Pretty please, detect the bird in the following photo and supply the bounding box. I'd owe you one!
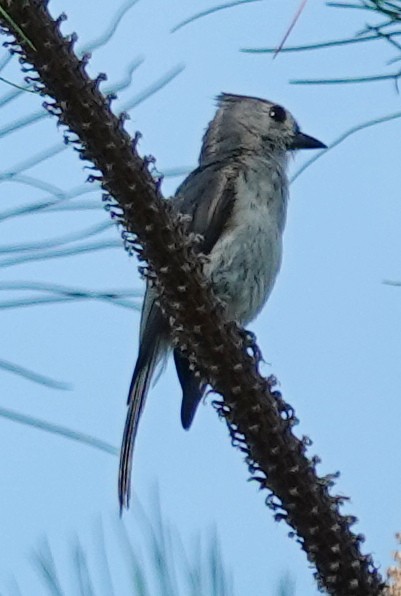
[118,92,326,509]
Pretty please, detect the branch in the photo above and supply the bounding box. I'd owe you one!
[241,32,401,53]
[0,405,118,456]
[171,0,261,34]
[273,0,309,58]
[0,279,141,311]
[0,2,385,593]
[0,186,96,222]
[0,239,121,269]
[0,221,112,253]
[0,358,70,389]
[78,0,140,55]
[291,70,401,85]
[119,64,185,112]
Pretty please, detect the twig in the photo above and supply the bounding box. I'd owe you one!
[273,0,309,58]
[241,32,400,53]
[120,64,185,112]
[0,240,121,269]
[0,405,118,456]
[290,70,401,85]
[171,0,261,34]
[0,358,70,389]
[78,0,140,54]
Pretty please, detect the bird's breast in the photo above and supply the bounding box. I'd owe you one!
[204,165,288,324]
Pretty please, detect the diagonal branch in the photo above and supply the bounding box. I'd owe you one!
[0,2,385,593]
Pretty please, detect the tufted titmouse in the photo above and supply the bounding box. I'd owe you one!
[119,93,326,509]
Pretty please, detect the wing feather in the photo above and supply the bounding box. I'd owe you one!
[173,161,237,254]
[172,161,238,427]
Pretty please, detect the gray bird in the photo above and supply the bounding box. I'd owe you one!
[119,93,326,509]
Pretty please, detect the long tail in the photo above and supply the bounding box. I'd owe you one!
[118,348,160,511]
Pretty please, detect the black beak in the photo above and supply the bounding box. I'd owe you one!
[289,131,327,150]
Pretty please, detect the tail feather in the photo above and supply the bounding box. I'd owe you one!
[118,351,158,511]
[174,349,205,430]
[119,294,166,511]
[180,384,204,430]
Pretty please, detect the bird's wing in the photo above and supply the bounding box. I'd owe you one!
[173,160,237,254]
[172,161,238,428]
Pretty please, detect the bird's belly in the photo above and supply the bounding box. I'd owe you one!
[204,218,282,325]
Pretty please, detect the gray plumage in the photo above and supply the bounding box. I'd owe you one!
[119,93,326,509]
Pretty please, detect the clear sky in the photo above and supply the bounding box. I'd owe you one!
[0,1,400,594]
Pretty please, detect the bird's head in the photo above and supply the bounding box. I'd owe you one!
[200,93,326,163]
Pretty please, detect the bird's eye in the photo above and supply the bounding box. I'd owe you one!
[269,105,286,123]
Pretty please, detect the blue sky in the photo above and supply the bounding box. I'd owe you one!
[0,1,400,594]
